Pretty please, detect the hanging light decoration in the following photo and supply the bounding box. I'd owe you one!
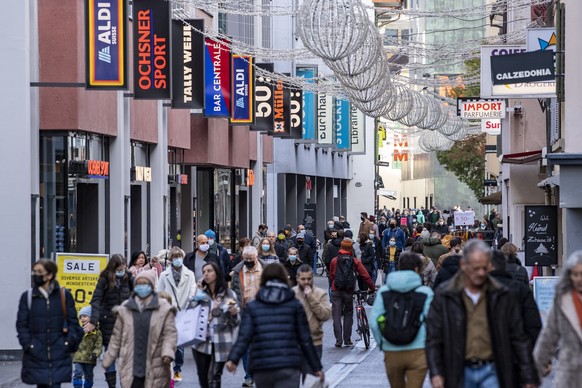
[336,58,388,91]
[363,94,397,118]
[429,102,450,130]
[325,21,383,76]
[417,96,443,130]
[398,91,428,127]
[346,75,392,102]
[383,83,413,122]
[351,83,394,114]
[437,114,463,136]
[443,121,469,141]
[418,130,454,152]
[297,0,369,61]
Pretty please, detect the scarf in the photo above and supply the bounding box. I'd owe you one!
[572,290,582,329]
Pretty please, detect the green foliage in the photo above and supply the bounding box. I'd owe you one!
[449,58,481,98]
[436,133,486,199]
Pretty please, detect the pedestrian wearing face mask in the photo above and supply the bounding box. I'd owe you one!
[185,234,220,282]
[258,237,280,265]
[86,254,134,387]
[273,230,289,261]
[324,220,336,243]
[382,218,406,251]
[157,246,197,383]
[102,270,177,388]
[205,230,231,281]
[292,232,314,269]
[285,247,303,287]
[358,212,374,238]
[433,218,449,236]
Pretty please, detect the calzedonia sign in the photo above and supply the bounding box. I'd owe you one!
[171,19,204,109]
[85,0,128,89]
[133,0,170,99]
[491,50,555,85]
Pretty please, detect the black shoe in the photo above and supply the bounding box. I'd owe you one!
[344,340,353,346]
[335,341,342,347]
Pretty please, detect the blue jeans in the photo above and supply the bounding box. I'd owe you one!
[73,362,95,388]
[464,363,499,388]
[174,346,184,372]
[383,261,396,284]
[242,348,252,380]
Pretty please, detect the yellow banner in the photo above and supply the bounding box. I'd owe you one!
[55,253,109,314]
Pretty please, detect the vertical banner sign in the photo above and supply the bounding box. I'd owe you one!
[318,94,334,145]
[171,19,204,109]
[133,0,170,99]
[350,105,366,154]
[86,0,128,89]
[272,79,291,136]
[335,99,351,150]
[524,206,558,266]
[230,55,255,124]
[289,87,303,139]
[251,63,274,131]
[203,38,231,117]
[296,67,317,140]
[55,253,109,313]
[303,203,317,237]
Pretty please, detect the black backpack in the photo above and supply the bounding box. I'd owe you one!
[334,254,356,290]
[379,288,427,345]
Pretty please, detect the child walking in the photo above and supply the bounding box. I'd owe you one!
[73,306,103,388]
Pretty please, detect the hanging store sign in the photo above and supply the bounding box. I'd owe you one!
[250,63,274,132]
[526,28,556,52]
[335,99,351,150]
[272,79,291,136]
[289,87,303,139]
[480,45,556,98]
[69,160,110,179]
[317,93,334,145]
[133,0,170,99]
[350,105,365,154]
[230,55,254,124]
[491,50,555,85]
[203,38,231,117]
[457,98,506,119]
[481,119,501,135]
[296,66,318,140]
[85,0,128,89]
[393,134,409,163]
[171,19,204,109]
[132,166,152,182]
[524,205,558,266]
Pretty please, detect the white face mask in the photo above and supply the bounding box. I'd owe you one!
[199,244,210,252]
[208,238,215,246]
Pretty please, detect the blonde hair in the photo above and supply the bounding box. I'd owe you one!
[169,246,185,259]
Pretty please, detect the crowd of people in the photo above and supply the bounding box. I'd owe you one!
[14,210,582,388]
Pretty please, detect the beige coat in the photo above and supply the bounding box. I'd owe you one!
[293,285,332,346]
[102,294,177,388]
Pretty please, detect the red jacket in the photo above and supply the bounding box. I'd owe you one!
[330,249,375,292]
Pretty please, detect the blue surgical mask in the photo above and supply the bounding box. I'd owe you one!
[369,234,375,240]
[289,255,298,262]
[115,270,125,278]
[172,258,183,268]
[389,241,396,247]
[261,244,271,252]
[134,284,152,298]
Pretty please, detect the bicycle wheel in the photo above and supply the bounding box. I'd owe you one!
[316,256,325,276]
[361,310,371,349]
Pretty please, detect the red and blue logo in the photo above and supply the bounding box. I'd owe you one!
[204,38,231,117]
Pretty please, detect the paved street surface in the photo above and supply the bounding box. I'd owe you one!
[0,275,556,388]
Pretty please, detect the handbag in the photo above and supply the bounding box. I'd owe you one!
[175,304,209,347]
[300,374,329,388]
[375,269,384,289]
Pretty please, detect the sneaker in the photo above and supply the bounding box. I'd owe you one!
[242,378,254,387]
[344,339,353,346]
[335,341,342,347]
[173,371,182,382]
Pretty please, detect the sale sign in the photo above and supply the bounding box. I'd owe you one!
[204,38,231,117]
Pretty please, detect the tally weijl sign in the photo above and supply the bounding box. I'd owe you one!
[490,50,555,85]
[171,19,204,109]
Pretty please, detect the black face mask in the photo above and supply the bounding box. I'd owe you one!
[244,261,255,269]
[297,240,304,245]
[32,275,46,287]
[390,224,396,229]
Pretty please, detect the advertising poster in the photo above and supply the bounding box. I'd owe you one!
[317,93,334,145]
[55,253,109,313]
[85,0,128,89]
[251,63,274,132]
[335,98,351,150]
[296,67,318,140]
[133,0,171,99]
[525,206,558,266]
[203,37,231,117]
[230,54,255,124]
[289,87,303,139]
[350,105,366,154]
[171,19,204,109]
[533,276,559,318]
[272,78,291,137]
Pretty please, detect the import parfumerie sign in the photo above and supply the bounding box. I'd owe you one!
[457,97,506,119]
[491,50,555,85]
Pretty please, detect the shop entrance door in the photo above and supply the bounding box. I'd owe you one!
[76,183,99,253]
[131,185,142,253]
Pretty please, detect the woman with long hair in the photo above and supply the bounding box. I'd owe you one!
[85,254,133,387]
[191,262,240,388]
[410,242,437,288]
[128,250,159,277]
[534,250,582,386]
[257,237,279,265]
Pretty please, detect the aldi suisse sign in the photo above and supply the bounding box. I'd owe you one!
[230,55,254,124]
[204,38,231,117]
[457,98,506,119]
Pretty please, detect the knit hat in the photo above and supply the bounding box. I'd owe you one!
[441,234,453,249]
[204,229,216,239]
[340,238,353,251]
[344,230,353,239]
[79,306,92,318]
[135,269,157,287]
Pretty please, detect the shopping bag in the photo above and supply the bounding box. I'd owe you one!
[375,269,384,289]
[301,374,329,388]
[175,304,209,347]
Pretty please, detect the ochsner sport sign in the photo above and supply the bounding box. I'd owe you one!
[85,0,128,89]
[457,98,506,119]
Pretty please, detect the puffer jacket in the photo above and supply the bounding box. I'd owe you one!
[506,259,529,286]
[73,329,103,364]
[89,271,133,346]
[102,294,177,388]
[426,273,539,388]
[422,238,449,264]
[433,255,461,290]
[227,281,322,374]
[360,242,376,276]
[16,283,84,385]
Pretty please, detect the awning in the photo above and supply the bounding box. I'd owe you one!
[501,150,542,164]
[537,174,560,189]
[479,191,502,205]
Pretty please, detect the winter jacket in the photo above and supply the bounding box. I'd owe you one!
[382,246,402,272]
[426,273,539,388]
[421,238,449,264]
[370,271,433,351]
[89,271,133,346]
[16,283,84,385]
[360,241,376,276]
[274,241,287,261]
[157,265,197,310]
[358,219,374,238]
[284,259,304,286]
[291,233,317,254]
[416,211,425,225]
[534,291,582,387]
[293,285,332,346]
[102,294,177,388]
[433,255,460,290]
[184,250,220,276]
[322,238,342,269]
[210,243,231,280]
[329,249,375,292]
[73,329,103,364]
[420,256,437,288]
[295,243,314,268]
[490,270,542,348]
[432,224,449,236]
[382,227,406,251]
[230,259,265,308]
[506,259,529,286]
[227,281,322,374]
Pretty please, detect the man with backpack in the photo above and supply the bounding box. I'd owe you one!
[329,238,374,347]
[370,252,433,388]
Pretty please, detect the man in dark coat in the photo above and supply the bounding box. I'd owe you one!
[432,254,461,290]
[184,234,220,280]
[426,239,539,388]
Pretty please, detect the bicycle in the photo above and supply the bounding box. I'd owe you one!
[315,253,328,276]
[354,290,373,349]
